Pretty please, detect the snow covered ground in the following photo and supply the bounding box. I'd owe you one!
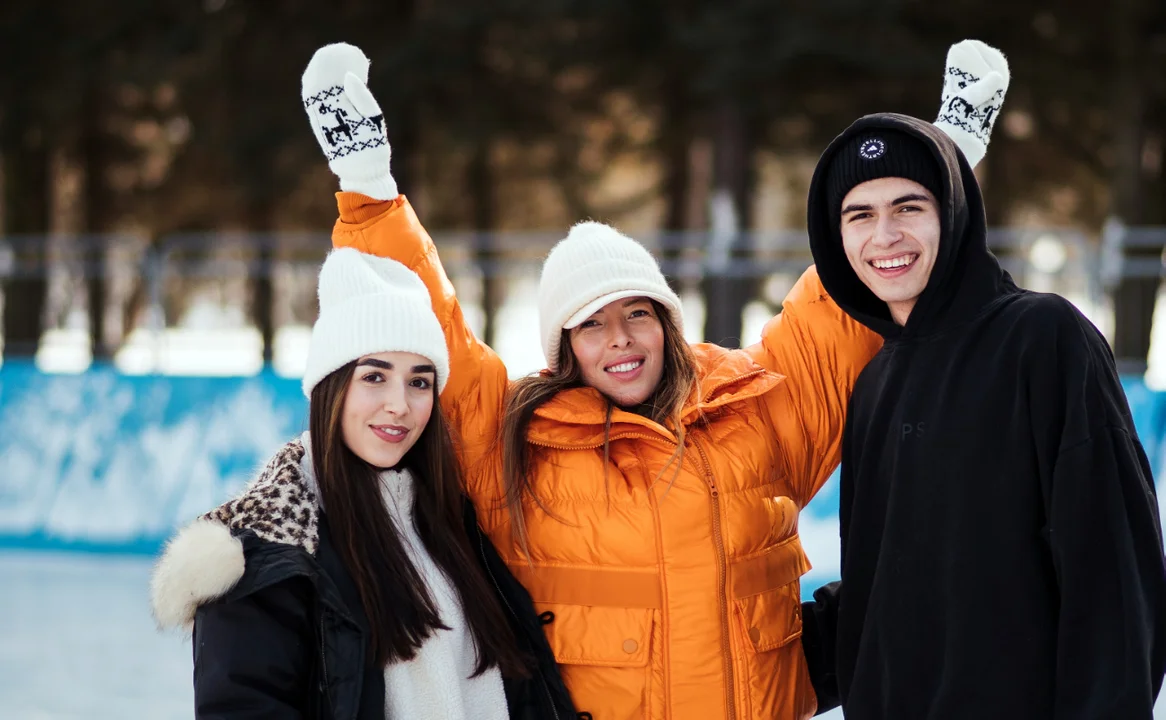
[0,552,192,719]
[1,551,1162,719]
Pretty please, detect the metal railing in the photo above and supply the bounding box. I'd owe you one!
[0,226,1141,349]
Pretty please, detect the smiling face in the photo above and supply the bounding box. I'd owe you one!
[568,297,666,407]
[341,351,436,469]
[839,176,941,325]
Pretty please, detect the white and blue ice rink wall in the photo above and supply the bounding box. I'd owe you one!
[1,360,1164,598]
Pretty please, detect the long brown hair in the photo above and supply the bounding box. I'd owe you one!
[309,361,529,676]
[500,300,698,554]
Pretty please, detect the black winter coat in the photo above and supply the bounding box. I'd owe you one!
[151,440,576,720]
[800,114,1166,719]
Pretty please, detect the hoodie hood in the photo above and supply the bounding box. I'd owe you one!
[807,113,1016,340]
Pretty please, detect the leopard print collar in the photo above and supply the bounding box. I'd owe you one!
[202,439,321,555]
[151,439,320,630]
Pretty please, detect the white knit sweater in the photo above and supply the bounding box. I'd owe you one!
[378,467,509,720]
[299,435,509,719]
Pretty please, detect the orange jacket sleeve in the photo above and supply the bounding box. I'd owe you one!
[745,265,883,508]
[330,193,509,506]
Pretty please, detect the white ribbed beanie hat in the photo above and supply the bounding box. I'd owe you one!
[302,248,450,397]
[538,221,683,370]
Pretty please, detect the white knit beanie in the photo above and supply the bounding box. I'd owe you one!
[302,248,450,397]
[538,221,683,370]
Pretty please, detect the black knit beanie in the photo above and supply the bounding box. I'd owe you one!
[825,128,943,226]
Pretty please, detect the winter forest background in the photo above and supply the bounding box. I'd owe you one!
[3,0,1166,717]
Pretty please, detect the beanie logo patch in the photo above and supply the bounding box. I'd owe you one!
[859,138,886,160]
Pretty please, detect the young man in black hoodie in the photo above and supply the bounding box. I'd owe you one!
[800,112,1166,719]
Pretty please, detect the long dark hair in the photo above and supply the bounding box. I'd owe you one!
[500,299,698,554]
[309,360,529,676]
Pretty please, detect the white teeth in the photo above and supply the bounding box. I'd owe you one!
[378,427,405,436]
[606,360,643,373]
[872,255,916,270]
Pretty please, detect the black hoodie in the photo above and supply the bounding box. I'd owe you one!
[801,113,1166,719]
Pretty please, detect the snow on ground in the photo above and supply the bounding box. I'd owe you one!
[0,552,192,719]
[1,551,1163,719]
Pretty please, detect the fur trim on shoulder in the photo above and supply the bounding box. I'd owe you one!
[151,518,244,631]
[150,439,318,631]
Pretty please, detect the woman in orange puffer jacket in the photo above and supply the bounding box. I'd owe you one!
[301,42,986,720]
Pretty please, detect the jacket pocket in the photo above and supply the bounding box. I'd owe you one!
[730,534,814,718]
[731,534,809,650]
[537,602,656,720]
[508,564,662,719]
[734,583,802,652]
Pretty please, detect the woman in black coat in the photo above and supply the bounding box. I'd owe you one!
[150,248,575,720]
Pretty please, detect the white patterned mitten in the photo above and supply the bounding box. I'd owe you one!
[301,43,398,200]
[933,40,1010,169]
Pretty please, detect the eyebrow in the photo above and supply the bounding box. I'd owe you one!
[840,202,873,215]
[840,193,933,215]
[356,358,437,374]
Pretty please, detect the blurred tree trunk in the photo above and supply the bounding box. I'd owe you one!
[977,136,1024,284]
[2,123,50,359]
[660,71,693,292]
[980,135,1018,237]
[243,175,276,368]
[702,97,755,348]
[1109,0,1155,373]
[251,205,276,367]
[380,0,419,204]
[469,141,501,347]
[81,82,113,361]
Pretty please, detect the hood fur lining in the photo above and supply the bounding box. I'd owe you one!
[150,440,318,631]
[150,518,245,631]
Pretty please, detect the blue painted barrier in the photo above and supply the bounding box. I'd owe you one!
[0,361,306,553]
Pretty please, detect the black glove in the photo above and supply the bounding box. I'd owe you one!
[800,581,842,715]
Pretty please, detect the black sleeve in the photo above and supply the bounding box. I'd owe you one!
[192,577,315,719]
[800,581,842,715]
[1047,427,1166,719]
[1024,303,1166,718]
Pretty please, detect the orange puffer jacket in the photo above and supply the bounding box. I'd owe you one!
[332,194,882,720]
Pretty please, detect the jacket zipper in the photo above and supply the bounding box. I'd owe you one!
[477,528,562,720]
[318,614,330,706]
[529,370,761,720]
[693,436,737,720]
